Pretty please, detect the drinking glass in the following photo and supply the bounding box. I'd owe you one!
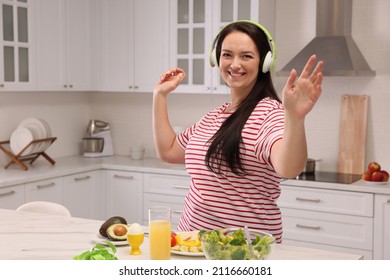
[149,206,171,260]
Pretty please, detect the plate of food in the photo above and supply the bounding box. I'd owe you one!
[170,230,204,257]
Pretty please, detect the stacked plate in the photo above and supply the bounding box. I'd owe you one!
[10,118,52,156]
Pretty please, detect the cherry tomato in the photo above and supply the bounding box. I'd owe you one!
[171,232,177,247]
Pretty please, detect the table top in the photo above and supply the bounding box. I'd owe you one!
[0,209,362,260]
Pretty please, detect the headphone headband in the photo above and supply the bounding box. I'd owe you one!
[209,20,276,73]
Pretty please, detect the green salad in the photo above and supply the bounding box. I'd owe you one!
[200,228,274,260]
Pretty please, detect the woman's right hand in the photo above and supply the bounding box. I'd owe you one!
[154,67,186,97]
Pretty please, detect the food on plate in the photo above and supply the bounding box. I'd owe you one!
[380,170,389,181]
[106,223,130,241]
[99,216,127,237]
[368,161,381,172]
[200,228,275,260]
[362,162,388,182]
[170,232,177,247]
[171,230,203,253]
[372,171,384,182]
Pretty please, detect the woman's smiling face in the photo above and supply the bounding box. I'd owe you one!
[219,31,260,96]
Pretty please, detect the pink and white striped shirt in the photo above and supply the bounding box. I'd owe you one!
[176,97,285,243]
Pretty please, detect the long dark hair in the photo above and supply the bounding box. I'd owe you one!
[205,21,281,176]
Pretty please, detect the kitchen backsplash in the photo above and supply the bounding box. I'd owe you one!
[1,0,389,172]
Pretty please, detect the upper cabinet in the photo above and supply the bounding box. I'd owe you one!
[0,0,35,90]
[169,0,259,94]
[35,0,93,91]
[97,0,169,92]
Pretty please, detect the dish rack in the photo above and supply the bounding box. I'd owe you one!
[0,137,57,171]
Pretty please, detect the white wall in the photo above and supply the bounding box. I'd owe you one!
[0,92,90,165]
[1,0,389,173]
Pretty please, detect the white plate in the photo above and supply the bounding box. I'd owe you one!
[171,250,204,257]
[18,118,49,153]
[362,180,388,185]
[92,234,128,246]
[10,127,35,156]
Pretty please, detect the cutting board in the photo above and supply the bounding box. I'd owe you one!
[338,95,368,174]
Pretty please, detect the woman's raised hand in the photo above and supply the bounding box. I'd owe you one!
[282,55,324,119]
[154,68,186,97]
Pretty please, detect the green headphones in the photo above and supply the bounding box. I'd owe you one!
[209,20,276,73]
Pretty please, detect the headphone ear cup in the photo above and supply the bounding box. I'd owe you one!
[262,51,273,73]
[209,46,218,67]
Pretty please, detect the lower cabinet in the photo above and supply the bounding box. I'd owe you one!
[25,177,63,204]
[278,184,374,259]
[63,171,104,220]
[374,194,390,259]
[105,170,143,224]
[0,184,25,210]
[143,173,191,229]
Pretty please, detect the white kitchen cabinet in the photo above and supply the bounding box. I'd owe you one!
[0,184,24,210]
[35,0,93,91]
[143,173,191,229]
[374,194,390,259]
[105,170,143,224]
[97,0,169,92]
[0,0,35,90]
[24,177,63,204]
[169,0,259,94]
[63,171,104,220]
[278,184,374,259]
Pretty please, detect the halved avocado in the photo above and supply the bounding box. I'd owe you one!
[99,216,127,237]
[106,223,130,241]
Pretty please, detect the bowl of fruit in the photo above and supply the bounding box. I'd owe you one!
[362,161,389,185]
[200,227,275,260]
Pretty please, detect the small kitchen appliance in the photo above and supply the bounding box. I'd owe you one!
[82,120,114,157]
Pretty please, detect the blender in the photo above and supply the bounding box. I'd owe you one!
[82,120,114,157]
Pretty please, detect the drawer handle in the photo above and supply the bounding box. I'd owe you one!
[172,210,183,214]
[74,175,91,182]
[296,197,321,203]
[0,190,15,197]
[114,174,134,180]
[172,185,189,190]
[296,224,321,230]
[37,182,56,189]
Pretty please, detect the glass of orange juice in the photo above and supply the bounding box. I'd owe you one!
[149,206,171,260]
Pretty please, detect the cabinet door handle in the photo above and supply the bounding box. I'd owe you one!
[0,190,15,197]
[387,199,390,203]
[172,185,189,190]
[296,224,321,230]
[295,197,321,203]
[114,174,134,180]
[36,182,56,189]
[74,175,91,182]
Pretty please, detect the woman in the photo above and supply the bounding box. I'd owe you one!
[152,21,323,242]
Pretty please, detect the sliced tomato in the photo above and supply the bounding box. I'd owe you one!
[171,232,177,247]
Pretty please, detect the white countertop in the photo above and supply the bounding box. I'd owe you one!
[0,209,362,260]
[1,155,389,195]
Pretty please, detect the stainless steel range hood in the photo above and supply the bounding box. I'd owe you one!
[277,0,375,76]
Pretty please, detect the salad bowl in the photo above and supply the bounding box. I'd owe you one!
[200,227,275,260]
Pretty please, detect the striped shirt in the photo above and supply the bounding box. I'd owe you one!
[176,97,285,243]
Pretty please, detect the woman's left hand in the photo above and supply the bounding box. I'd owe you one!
[282,55,324,119]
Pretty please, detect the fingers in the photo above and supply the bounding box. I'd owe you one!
[286,68,298,90]
[299,55,317,79]
[160,68,185,82]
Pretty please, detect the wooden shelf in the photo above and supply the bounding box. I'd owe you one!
[0,137,57,171]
